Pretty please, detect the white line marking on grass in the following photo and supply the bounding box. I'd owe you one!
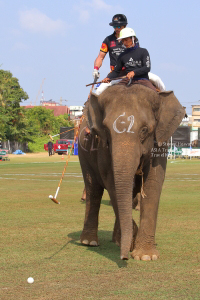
[169,177,199,179]
[165,179,200,181]
[170,161,188,164]
[32,161,80,164]
[170,160,200,164]
[178,179,200,181]
[175,173,200,176]
[3,173,82,177]
[1,161,80,166]
[0,177,84,182]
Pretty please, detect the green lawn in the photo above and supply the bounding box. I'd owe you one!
[0,155,200,299]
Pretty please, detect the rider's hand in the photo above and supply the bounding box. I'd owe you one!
[126,71,135,79]
[102,77,110,83]
[93,67,100,79]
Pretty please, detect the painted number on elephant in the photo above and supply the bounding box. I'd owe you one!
[113,112,135,134]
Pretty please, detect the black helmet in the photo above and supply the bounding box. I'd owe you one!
[109,14,128,27]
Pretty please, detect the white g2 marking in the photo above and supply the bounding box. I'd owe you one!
[127,115,134,133]
[113,112,126,133]
[113,112,134,134]
[79,126,88,152]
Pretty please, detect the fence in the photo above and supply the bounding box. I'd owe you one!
[1,141,28,153]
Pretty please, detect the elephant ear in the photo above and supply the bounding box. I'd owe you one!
[156,91,186,143]
[87,93,106,140]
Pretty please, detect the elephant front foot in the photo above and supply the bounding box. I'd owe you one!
[80,231,99,247]
[131,247,159,261]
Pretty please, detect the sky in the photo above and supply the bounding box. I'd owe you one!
[1,0,200,114]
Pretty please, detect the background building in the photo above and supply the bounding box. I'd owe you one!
[23,104,70,117]
[180,115,192,126]
[41,99,59,106]
[70,106,83,119]
[191,105,200,129]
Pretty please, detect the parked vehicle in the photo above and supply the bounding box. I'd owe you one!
[44,139,71,155]
[0,150,10,161]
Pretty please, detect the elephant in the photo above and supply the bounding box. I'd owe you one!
[81,186,141,209]
[78,83,185,260]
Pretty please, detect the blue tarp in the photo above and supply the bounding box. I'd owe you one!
[12,150,25,155]
[74,143,78,155]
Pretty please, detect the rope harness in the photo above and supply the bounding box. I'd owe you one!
[135,160,146,198]
[49,127,75,141]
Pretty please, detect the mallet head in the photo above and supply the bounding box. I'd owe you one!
[49,195,60,204]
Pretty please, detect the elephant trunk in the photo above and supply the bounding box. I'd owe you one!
[112,142,140,259]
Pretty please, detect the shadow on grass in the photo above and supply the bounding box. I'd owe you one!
[67,230,128,268]
[46,230,127,267]
[46,241,71,260]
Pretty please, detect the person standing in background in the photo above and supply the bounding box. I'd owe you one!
[47,140,53,156]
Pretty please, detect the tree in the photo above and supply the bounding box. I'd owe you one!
[25,108,73,152]
[25,107,73,136]
[0,69,74,150]
[0,106,8,140]
[52,113,72,134]
[25,106,55,135]
[0,69,29,141]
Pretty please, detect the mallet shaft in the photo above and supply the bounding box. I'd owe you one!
[54,187,60,199]
[49,144,73,204]
[86,76,126,87]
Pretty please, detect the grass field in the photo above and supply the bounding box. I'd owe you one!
[0,153,200,300]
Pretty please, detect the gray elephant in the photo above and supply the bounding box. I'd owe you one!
[78,84,185,260]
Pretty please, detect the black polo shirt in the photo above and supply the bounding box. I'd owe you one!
[100,32,126,69]
[107,45,151,80]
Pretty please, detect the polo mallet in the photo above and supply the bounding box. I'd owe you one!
[48,128,75,141]
[88,74,98,94]
[48,127,79,204]
[127,77,133,86]
[85,74,98,111]
[49,152,71,204]
[48,133,54,141]
[86,75,126,87]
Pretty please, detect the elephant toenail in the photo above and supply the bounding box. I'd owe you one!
[141,255,151,261]
[134,256,140,260]
[120,255,128,260]
[89,241,98,246]
[152,255,158,261]
[82,240,89,245]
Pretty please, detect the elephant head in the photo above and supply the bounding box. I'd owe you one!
[85,84,185,259]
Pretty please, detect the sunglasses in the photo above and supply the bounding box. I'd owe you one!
[113,26,122,29]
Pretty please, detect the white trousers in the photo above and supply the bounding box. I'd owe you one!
[93,79,122,96]
[148,72,166,92]
[94,73,166,96]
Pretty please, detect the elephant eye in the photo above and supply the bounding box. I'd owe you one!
[140,127,148,141]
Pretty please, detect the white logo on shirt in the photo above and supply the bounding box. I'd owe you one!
[125,58,142,68]
[146,56,150,68]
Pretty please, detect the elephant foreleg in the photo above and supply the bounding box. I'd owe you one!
[131,157,167,260]
[80,173,104,246]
